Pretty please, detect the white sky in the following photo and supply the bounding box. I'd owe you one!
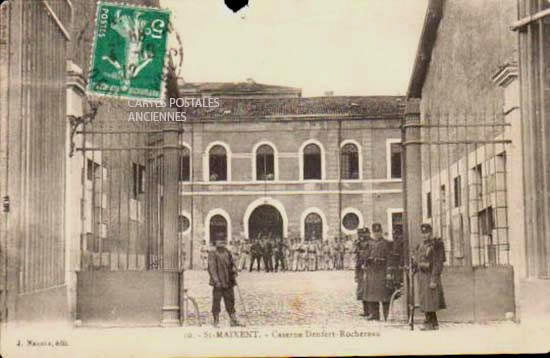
[161,0,428,97]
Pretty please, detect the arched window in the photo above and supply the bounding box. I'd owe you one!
[256,144,275,181]
[303,143,322,180]
[178,147,190,182]
[304,213,323,241]
[209,214,227,244]
[209,145,227,181]
[341,143,359,179]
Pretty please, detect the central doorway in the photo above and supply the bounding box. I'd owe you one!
[248,204,283,240]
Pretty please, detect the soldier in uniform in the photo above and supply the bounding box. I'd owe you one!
[413,223,446,330]
[344,235,354,270]
[200,239,209,270]
[297,239,307,271]
[288,238,296,271]
[207,234,244,327]
[274,236,287,272]
[265,235,275,272]
[249,237,263,272]
[238,238,251,272]
[364,223,393,321]
[307,240,317,271]
[231,238,241,267]
[355,227,371,317]
[387,227,404,295]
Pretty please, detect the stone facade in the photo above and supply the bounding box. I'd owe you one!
[182,97,403,266]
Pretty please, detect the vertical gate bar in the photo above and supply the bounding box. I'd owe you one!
[32,2,39,290]
[446,112,454,265]
[538,0,550,274]
[98,129,103,269]
[42,6,48,288]
[190,122,194,269]
[146,142,151,269]
[160,148,164,270]
[492,112,500,265]
[462,110,471,267]
[107,132,113,270]
[126,133,131,270]
[80,124,86,272]
[116,132,122,271]
[473,112,479,266]
[486,111,492,265]
[437,110,443,252]
[134,133,138,270]
[91,115,97,269]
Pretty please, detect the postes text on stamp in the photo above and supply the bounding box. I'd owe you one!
[87,2,171,100]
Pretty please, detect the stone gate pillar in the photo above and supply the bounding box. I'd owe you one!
[402,99,423,259]
[162,127,182,326]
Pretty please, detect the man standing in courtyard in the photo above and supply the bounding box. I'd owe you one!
[238,237,251,272]
[355,227,371,317]
[207,234,245,327]
[413,223,446,331]
[249,236,263,272]
[364,223,393,321]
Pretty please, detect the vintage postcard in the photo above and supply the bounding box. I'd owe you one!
[0,0,549,357]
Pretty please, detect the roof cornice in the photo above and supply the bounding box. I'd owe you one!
[406,0,444,99]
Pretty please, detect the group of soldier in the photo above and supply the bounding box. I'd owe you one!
[201,233,375,273]
[354,222,446,331]
[205,221,446,331]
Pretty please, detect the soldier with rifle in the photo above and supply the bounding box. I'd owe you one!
[412,223,446,331]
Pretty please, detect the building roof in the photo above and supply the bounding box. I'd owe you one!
[183,95,405,120]
[179,79,302,98]
[406,0,444,99]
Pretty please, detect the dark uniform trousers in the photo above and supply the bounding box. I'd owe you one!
[249,243,263,271]
[212,287,236,315]
[365,238,393,320]
[208,247,238,315]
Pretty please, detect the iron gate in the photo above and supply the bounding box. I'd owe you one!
[74,120,189,326]
[401,107,516,324]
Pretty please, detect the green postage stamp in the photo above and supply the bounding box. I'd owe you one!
[87,2,171,100]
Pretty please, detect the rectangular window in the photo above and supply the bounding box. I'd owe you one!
[391,212,403,238]
[474,164,483,198]
[132,163,146,198]
[427,192,432,218]
[179,155,190,182]
[390,143,402,179]
[454,175,462,207]
[87,159,100,181]
[440,185,446,206]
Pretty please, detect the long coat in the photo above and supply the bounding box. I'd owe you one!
[364,238,393,302]
[414,238,446,312]
[355,238,370,301]
[207,247,237,288]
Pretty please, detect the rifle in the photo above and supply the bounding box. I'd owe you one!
[408,257,417,330]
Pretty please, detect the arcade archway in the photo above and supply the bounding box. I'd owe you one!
[248,205,283,240]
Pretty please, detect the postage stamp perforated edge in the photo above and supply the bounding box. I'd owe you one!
[85,1,172,103]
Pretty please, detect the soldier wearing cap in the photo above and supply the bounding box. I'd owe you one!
[355,227,372,317]
[413,223,446,330]
[207,234,244,327]
[364,223,393,321]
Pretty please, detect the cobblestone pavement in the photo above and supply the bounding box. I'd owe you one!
[184,269,410,328]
